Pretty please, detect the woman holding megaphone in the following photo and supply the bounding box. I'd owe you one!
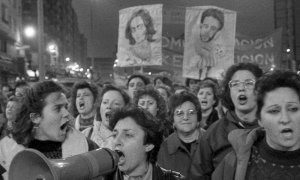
[0,81,99,180]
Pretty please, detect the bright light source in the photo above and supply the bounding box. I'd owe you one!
[24,26,36,38]
[26,70,36,77]
[80,68,83,72]
[148,72,152,75]
[286,48,291,53]
[48,43,57,53]
[65,57,70,62]
[113,64,117,67]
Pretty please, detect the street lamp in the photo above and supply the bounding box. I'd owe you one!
[24,26,36,38]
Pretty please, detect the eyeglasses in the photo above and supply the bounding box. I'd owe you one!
[174,109,196,118]
[228,79,256,89]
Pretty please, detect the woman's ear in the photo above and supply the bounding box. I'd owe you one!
[145,144,154,152]
[30,113,41,124]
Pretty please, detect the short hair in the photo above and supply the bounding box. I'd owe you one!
[12,81,67,147]
[100,84,131,108]
[168,91,202,123]
[127,74,150,87]
[221,63,263,111]
[125,9,156,45]
[201,8,225,31]
[196,80,220,108]
[69,80,99,117]
[154,76,173,89]
[155,85,172,99]
[109,106,163,164]
[133,86,168,121]
[255,70,300,120]
[185,78,201,87]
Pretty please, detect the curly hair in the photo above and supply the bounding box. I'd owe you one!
[255,70,300,120]
[133,86,168,122]
[127,74,150,87]
[221,63,263,111]
[125,9,156,45]
[168,91,202,123]
[109,106,163,164]
[12,81,66,147]
[69,80,99,117]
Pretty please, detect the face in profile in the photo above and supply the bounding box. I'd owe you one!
[6,100,21,122]
[100,90,125,128]
[259,87,300,151]
[33,92,70,142]
[200,16,221,42]
[130,16,146,44]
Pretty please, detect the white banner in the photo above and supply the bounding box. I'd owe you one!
[117,4,163,67]
[183,6,236,80]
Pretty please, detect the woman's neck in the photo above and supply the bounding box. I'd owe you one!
[80,109,96,119]
[178,129,199,143]
[235,107,257,125]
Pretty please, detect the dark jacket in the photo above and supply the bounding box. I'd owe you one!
[157,130,206,180]
[199,110,258,178]
[212,127,262,180]
[203,109,219,130]
[103,163,183,180]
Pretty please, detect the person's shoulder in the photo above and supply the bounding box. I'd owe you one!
[204,117,225,138]
[86,137,99,151]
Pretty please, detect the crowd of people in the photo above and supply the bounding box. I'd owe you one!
[0,62,300,180]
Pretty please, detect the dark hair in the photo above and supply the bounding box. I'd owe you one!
[255,70,300,120]
[12,81,67,147]
[196,80,219,108]
[109,106,163,164]
[125,9,156,45]
[127,74,150,87]
[100,84,131,107]
[154,76,173,89]
[201,8,225,31]
[221,63,263,111]
[168,91,202,123]
[185,78,201,87]
[173,83,189,94]
[133,86,168,122]
[155,85,172,99]
[69,80,99,117]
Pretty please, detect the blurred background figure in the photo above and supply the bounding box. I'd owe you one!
[155,85,173,107]
[196,80,220,130]
[69,81,99,131]
[185,78,201,95]
[127,74,150,100]
[0,84,13,114]
[213,70,300,180]
[154,76,173,92]
[158,91,205,180]
[173,83,190,94]
[134,86,173,138]
[82,85,130,148]
[14,81,30,102]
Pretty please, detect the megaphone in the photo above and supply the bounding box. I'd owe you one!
[9,148,119,180]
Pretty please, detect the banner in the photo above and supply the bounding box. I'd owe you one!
[116,4,163,67]
[234,28,282,71]
[183,6,236,80]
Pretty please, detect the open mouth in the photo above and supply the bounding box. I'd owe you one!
[281,128,293,134]
[238,95,247,105]
[60,122,69,131]
[105,111,111,119]
[115,150,124,157]
[115,150,125,165]
[79,102,85,108]
[201,100,208,105]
